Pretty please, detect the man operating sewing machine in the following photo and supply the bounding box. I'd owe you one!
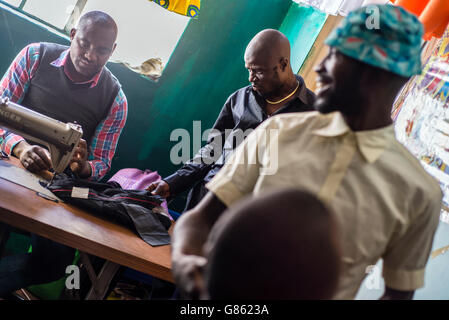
[0,11,127,297]
[0,11,127,180]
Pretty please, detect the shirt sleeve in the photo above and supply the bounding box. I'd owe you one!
[88,88,128,181]
[0,43,41,155]
[205,118,276,207]
[382,191,442,291]
[164,97,235,196]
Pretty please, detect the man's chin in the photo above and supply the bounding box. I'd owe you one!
[75,65,99,79]
[252,86,264,96]
[314,99,336,114]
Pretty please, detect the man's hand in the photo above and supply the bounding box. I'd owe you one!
[70,139,91,178]
[147,180,170,198]
[170,193,227,299]
[13,141,52,173]
[172,253,207,299]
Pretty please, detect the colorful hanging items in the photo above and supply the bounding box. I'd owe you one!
[394,0,449,40]
[150,0,200,18]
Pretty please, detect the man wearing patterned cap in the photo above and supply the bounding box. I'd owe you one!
[171,4,443,300]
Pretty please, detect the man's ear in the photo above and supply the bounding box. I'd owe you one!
[279,57,289,72]
[70,28,77,41]
[111,43,117,56]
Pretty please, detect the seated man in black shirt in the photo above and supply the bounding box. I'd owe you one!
[148,29,315,211]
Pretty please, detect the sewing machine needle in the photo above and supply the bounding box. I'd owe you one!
[47,174,55,188]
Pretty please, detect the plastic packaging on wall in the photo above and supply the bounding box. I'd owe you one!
[394,28,449,223]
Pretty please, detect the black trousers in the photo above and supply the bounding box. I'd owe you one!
[0,233,75,298]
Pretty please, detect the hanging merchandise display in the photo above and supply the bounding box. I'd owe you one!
[296,0,449,40]
[293,0,390,16]
[420,0,449,40]
[393,27,449,224]
[394,0,428,15]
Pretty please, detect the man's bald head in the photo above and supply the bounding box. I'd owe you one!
[244,29,295,99]
[203,188,342,300]
[245,29,291,64]
[69,11,118,80]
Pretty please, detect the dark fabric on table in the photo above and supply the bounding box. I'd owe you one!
[45,173,171,246]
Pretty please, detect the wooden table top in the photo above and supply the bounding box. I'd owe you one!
[0,157,173,283]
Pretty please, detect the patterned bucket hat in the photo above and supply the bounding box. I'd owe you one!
[325,4,424,77]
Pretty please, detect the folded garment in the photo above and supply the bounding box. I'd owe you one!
[108,168,171,219]
[45,173,172,246]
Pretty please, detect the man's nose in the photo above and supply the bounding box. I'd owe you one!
[314,53,331,75]
[84,48,97,62]
[249,72,257,83]
[314,61,325,74]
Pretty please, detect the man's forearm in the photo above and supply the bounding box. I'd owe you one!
[172,209,214,258]
[165,156,215,197]
[1,131,25,157]
[171,194,225,299]
[172,192,227,257]
[11,139,27,158]
[87,160,109,181]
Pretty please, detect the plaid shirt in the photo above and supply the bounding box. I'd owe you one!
[0,43,128,180]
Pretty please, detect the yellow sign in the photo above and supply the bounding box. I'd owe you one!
[150,0,200,18]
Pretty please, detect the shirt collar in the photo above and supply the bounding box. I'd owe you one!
[312,112,395,163]
[296,75,310,106]
[50,49,102,88]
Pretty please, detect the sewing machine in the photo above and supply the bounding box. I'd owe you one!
[0,97,83,174]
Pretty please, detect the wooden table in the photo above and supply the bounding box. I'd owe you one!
[0,157,173,299]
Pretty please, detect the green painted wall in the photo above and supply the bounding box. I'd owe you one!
[279,3,327,73]
[121,0,294,176]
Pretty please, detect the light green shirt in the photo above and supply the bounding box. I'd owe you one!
[206,111,442,299]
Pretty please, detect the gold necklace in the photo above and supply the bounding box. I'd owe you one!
[265,80,299,105]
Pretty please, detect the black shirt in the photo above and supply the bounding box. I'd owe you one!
[164,75,315,196]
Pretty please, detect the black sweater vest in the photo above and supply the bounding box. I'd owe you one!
[21,42,121,147]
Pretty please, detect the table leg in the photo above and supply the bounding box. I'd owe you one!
[79,252,121,300]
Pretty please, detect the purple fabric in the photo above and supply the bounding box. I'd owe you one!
[108,168,172,220]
